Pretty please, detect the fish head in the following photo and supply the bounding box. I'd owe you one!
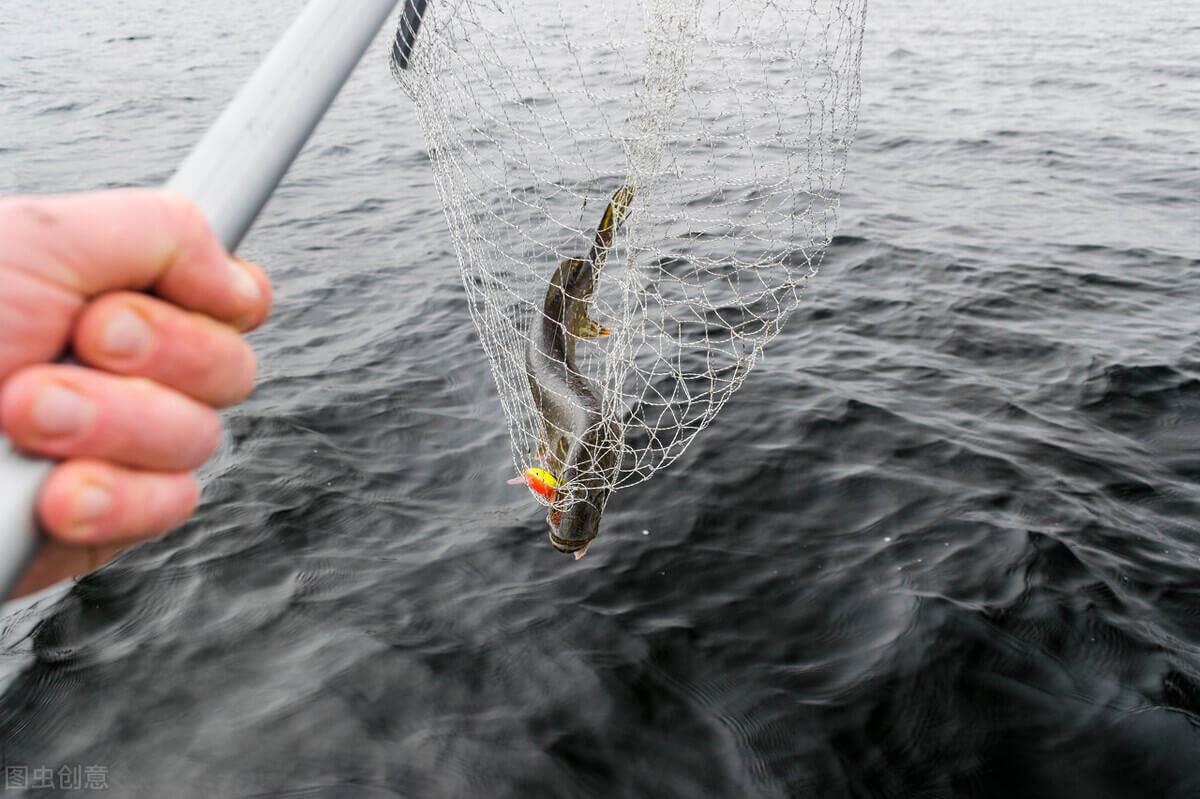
[546,488,608,556]
[545,419,621,558]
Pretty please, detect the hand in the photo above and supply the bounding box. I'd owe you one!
[0,189,272,599]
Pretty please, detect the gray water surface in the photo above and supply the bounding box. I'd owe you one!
[1,1,1199,797]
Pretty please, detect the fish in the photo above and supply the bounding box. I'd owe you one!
[512,185,635,559]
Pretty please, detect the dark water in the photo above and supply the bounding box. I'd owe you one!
[2,1,1200,797]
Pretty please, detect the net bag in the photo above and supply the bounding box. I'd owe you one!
[392,0,866,512]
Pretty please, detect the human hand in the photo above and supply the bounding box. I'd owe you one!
[0,189,272,599]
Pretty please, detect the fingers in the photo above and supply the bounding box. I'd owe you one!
[0,189,271,598]
[161,255,272,334]
[0,365,221,471]
[0,189,272,329]
[37,459,199,545]
[10,459,198,598]
[73,291,256,407]
[0,257,85,382]
[223,257,273,332]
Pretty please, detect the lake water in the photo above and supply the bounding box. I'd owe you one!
[1,1,1198,796]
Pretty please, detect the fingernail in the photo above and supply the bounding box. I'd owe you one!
[74,484,113,527]
[229,259,260,305]
[32,384,95,437]
[101,308,152,357]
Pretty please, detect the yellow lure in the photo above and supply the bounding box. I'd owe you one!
[524,467,558,501]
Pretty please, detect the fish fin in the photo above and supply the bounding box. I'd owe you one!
[579,319,613,340]
[573,546,590,560]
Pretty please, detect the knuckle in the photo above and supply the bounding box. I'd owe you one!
[158,190,212,244]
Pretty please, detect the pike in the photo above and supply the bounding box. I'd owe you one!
[508,185,635,559]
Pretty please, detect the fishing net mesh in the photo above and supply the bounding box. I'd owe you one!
[393,0,866,502]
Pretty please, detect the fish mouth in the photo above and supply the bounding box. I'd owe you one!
[548,528,595,555]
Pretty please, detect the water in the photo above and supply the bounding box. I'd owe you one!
[1,1,1199,796]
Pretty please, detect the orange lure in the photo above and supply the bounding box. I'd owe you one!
[507,467,558,501]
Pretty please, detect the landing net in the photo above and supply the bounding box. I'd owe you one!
[392,0,866,499]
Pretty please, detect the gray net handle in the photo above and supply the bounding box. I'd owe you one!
[0,0,404,599]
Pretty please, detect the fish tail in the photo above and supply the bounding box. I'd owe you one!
[558,184,635,340]
[587,184,636,269]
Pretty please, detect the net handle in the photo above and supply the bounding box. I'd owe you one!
[0,0,404,600]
